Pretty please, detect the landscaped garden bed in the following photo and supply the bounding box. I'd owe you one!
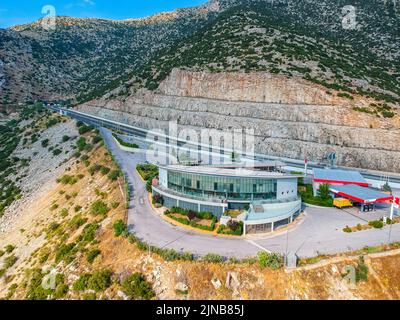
[343,216,400,233]
[164,207,217,232]
[217,220,243,236]
[136,164,159,192]
[112,133,139,149]
[298,183,333,207]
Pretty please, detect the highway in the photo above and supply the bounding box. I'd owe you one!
[47,105,400,185]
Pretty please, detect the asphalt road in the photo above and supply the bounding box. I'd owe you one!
[101,128,400,259]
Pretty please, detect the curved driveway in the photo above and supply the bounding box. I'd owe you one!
[102,129,400,259]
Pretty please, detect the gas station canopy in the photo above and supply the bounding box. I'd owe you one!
[329,184,394,204]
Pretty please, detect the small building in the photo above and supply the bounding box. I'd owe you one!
[329,184,394,212]
[312,168,369,196]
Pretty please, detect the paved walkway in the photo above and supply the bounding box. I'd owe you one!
[101,128,400,258]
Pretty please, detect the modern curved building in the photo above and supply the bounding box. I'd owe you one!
[152,163,302,234]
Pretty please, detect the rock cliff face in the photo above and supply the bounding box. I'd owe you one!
[78,69,400,173]
[159,69,342,105]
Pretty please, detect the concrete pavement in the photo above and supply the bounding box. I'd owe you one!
[101,128,400,259]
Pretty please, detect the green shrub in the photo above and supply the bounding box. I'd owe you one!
[299,184,333,207]
[217,221,243,236]
[55,243,76,264]
[76,137,87,151]
[111,202,120,209]
[257,252,284,270]
[122,273,155,300]
[108,169,121,181]
[57,175,78,185]
[4,244,15,254]
[50,203,59,211]
[52,149,62,156]
[368,220,384,229]
[78,125,94,135]
[100,166,110,175]
[92,135,102,144]
[66,214,87,231]
[62,135,70,143]
[136,164,158,181]
[113,134,139,149]
[3,254,18,269]
[41,139,49,148]
[54,284,69,299]
[355,256,369,282]
[88,164,102,175]
[343,226,352,233]
[113,220,128,237]
[25,269,53,300]
[82,292,97,300]
[201,253,225,263]
[87,249,101,263]
[78,223,99,243]
[87,269,112,292]
[73,274,91,291]
[90,200,109,216]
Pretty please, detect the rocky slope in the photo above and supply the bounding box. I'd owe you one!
[78,68,400,172]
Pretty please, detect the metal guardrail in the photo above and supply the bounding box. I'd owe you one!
[46,105,400,185]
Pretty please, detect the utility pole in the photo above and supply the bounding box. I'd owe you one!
[304,156,308,178]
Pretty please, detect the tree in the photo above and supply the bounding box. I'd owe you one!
[382,182,392,194]
[317,183,331,200]
[122,273,155,300]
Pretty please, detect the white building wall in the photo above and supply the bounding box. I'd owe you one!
[277,178,298,200]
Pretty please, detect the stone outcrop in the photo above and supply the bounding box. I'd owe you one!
[78,69,400,173]
[158,69,344,105]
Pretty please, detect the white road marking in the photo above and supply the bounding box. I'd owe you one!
[246,240,271,253]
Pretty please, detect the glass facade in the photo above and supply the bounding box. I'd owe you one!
[167,170,277,201]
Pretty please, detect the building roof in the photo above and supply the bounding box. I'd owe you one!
[209,161,286,169]
[162,164,299,179]
[245,198,302,224]
[329,184,394,204]
[313,168,368,186]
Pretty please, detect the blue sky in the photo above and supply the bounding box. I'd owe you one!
[0,0,208,28]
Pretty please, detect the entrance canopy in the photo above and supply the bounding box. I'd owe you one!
[329,184,394,204]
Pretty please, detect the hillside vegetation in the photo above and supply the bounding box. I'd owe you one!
[124,2,399,106]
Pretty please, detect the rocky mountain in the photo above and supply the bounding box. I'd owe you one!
[0,1,222,109]
[1,0,399,110]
